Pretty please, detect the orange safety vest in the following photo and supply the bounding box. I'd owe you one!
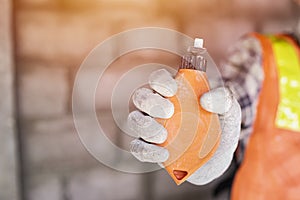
[231,33,300,200]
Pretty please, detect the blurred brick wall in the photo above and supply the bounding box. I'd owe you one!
[11,0,299,200]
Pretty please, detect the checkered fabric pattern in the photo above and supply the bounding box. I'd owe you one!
[221,36,264,147]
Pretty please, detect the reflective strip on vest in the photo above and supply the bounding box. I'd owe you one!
[268,35,300,132]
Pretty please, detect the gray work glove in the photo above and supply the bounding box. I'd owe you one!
[128,69,241,185]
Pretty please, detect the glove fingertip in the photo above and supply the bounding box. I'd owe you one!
[149,69,177,97]
[200,87,233,115]
[130,139,169,163]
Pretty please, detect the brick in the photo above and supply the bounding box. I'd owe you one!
[19,62,68,119]
[67,168,142,200]
[22,112,121,176]
[16,10,111,64]
[18,0,59,8]
[17,0,154,12]
[26,175,62,200]
[16,6,163,65]
[64,0,154,11]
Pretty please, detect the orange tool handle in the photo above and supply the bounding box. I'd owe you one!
[156,69,221,185]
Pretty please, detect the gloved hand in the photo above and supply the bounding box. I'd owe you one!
[128,69,241,185]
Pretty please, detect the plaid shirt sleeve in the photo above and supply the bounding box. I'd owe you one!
[220,36,264,150]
